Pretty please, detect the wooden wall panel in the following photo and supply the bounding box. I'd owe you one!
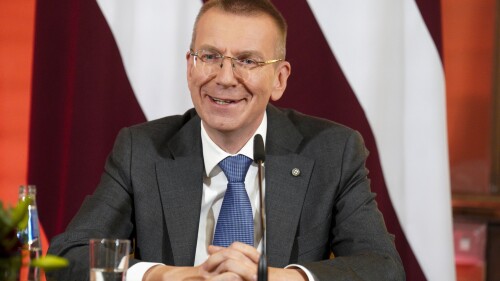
[0,1,35,204]
[442,0,496,194]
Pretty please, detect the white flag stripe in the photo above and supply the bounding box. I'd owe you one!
[96,0,200,121]
[307,0,455,280]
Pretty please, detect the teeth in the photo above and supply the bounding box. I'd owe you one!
[212,97,232,105]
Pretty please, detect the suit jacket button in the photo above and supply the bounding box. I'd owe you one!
[291,168,301,177]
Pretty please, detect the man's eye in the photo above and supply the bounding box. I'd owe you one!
[237,58,258,66]
[201,53,219,61]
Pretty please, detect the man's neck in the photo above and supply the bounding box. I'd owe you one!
[201,112,266,154]
[203,125,258,154]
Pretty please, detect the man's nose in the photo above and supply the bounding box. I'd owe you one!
[216,57,238,85]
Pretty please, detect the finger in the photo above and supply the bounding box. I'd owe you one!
[210,257,257,281]
[207,271,245,281]
[208,242,260,263]
[208,245,225,254]
[182,277,206,281]
[227,242,260,263]
[203,247,257,274]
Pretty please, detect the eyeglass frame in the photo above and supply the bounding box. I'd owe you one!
[189,49,283,75]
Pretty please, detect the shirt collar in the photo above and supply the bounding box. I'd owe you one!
[201,112,267,177]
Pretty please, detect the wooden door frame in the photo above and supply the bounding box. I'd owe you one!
[492,0,500,194]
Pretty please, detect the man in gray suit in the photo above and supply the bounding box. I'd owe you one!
[48,0,405,280]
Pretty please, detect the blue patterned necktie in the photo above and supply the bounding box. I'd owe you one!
[213,154,254,247]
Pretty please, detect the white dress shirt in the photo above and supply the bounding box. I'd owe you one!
[127,113,314,281]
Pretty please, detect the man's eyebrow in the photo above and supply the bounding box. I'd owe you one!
[195,45,265,59]
[234,50,265,60]
[196,45,221,53]
[236,50,261,56]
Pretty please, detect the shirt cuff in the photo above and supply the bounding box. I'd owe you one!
[126,262,163,281]
[285,264,317,281]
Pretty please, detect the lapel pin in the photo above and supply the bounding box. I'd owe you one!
[291,168,301,177]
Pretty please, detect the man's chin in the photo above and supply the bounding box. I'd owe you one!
[202,118,241,133]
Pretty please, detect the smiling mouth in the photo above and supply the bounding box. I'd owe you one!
[211,96,236,105]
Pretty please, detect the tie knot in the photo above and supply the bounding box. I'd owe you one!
[219,154,253,183]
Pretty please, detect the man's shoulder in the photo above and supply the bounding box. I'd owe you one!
[270,106,355,137]
[115,108,200,153]
[128,108,198,135]
[268,106,366,161]
[108,108,201,159]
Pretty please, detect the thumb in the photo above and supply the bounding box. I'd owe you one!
[207,244,225,254]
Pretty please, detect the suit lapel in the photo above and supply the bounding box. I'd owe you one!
[265,105,314,267]
[156,115,204,266]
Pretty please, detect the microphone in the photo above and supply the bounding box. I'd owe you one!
[253,134,267,281]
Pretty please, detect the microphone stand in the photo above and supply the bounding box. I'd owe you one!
[257,157,267,281]
[254,135,267,281]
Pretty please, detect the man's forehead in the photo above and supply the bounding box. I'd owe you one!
[193,9,280,53]
[196,8,278,30]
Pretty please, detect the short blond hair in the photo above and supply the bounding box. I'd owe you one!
[190,0,288,59]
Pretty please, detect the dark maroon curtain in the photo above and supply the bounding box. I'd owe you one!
[28,0,145,239]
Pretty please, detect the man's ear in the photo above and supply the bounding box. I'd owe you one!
[270,61,291,101]
[186,51,194,80]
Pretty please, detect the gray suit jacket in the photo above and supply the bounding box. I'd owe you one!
[48,105,404,280]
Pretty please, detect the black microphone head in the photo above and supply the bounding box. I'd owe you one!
[253,134,265,163]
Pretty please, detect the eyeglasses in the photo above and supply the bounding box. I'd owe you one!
[189,49,283,81]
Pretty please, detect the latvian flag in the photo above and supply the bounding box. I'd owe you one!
[28,1,455,280]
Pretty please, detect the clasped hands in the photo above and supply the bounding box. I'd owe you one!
[143,242,307,281]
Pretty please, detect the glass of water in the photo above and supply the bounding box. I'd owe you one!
[89,239,130,281]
